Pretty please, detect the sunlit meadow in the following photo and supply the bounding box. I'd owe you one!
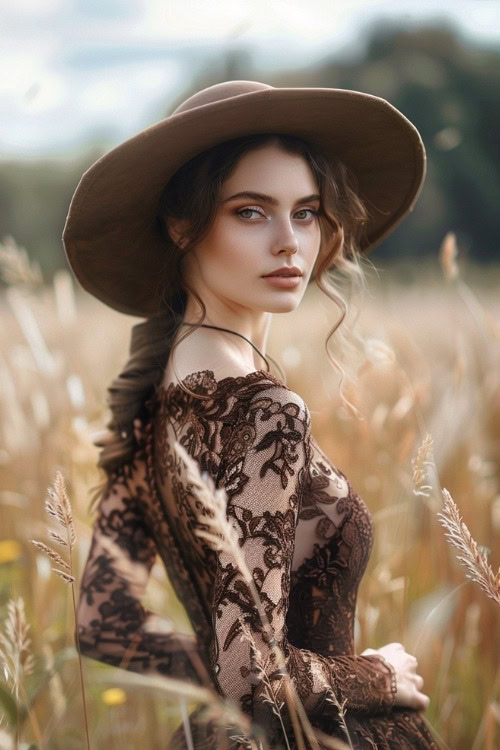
[0,235,498,749]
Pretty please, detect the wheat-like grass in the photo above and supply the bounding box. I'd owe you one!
[315,673,353,750]
[239,620,353,750]
[30,471,91,749]
[0,596,42,748]
[0,597,35,701]
[44,472,77,551]
[5,287,59,375]
[437,488,500,606]
[411,433,435,499]
[0,236,43,288]
[440,230,500,344]
[239,620,292,750]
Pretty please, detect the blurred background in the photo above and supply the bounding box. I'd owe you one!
[1,2,499,749]
[1,0,500,274]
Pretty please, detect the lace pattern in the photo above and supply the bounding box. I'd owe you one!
[76,369,438,749]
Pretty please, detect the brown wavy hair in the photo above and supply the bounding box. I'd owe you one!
[89,132,372,511]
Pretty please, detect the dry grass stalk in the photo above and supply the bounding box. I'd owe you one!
[38,644,66,745]
[31,471,76,583]
[174,441,349,750]
[437,488,500,606]
[190,698,262,750]
[316,673,353,750]
[239,620,291,750]
[52,269,77,326]
[177,694,194,750]
[0,596,43,748]
[93,669,262,749]
[44,472,77,551]
[440,230,500,344]
[93,668,220,703]
[30,541,71,575]
[226,731,263,750]
[0,235,43,287]
[5,287,58,375]
[411,433,435,499]
[439,232,459,282]
[30,471,91,750]
[0,597,35,701]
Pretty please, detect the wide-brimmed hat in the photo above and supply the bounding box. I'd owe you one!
[62,79,426,318]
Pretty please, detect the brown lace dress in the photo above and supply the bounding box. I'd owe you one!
[76,369,439,749]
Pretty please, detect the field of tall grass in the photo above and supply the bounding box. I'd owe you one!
[0,235,498,749]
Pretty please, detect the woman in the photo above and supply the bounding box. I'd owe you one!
[63,81,438,748]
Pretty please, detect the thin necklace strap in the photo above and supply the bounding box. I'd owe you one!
[180,322,271,373]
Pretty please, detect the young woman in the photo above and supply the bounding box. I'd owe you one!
[63,81,438,748]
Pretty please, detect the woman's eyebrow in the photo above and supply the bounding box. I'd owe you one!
[221,191,320,206]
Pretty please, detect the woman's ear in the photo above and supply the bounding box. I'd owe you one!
[166,218,189,248]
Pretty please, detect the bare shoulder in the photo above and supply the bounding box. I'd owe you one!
[162,356,266,389]
[162,327,270,388]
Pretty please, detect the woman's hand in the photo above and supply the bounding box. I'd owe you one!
[361,643,430,711]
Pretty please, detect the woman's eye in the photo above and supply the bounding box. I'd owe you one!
[295,208,320,220]
[237,207,264,219]
[236,207,320,220]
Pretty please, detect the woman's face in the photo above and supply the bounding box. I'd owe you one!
[179,143,322,316]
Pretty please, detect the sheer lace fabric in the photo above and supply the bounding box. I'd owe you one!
[77,369,438,749]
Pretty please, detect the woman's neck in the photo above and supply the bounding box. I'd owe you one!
[181,307,272,368]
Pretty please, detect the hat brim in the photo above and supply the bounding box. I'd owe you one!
[62,87,426,317]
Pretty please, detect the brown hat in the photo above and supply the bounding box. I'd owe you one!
[62,79,426,318]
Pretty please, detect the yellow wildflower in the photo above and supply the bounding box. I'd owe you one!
[0,540,22,564]
[101,688,127,706]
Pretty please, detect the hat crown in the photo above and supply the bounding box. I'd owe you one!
[173,80,272,115]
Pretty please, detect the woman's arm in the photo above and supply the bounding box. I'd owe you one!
[211,387,397,725]
[76,454,210,685]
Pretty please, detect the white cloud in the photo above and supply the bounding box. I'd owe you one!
[133,0,343,44]
[0,0,498,157]
[1,0,65,16]
[77,62,180,122]
[0,53,42,97]
[20,74,66,115]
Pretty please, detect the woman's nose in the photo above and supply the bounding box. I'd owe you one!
[273,218,300,254]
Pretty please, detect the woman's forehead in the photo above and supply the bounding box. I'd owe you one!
[221,144,318,196]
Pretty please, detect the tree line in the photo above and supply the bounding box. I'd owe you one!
[1,22,499,289]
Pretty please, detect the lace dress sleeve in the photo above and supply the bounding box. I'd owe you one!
[211,386,397,727]
[76,454,209,684]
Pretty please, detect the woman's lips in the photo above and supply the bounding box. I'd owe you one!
[262,275,301,288]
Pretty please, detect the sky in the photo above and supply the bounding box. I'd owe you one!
[1,0,500,159]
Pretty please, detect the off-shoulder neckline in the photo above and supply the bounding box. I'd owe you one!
[156,368,289,401]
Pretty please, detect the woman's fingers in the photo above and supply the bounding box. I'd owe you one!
[361,644,429,711]
[414,674,424,689]
[407,655,418,671]
[419,693,431,711]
